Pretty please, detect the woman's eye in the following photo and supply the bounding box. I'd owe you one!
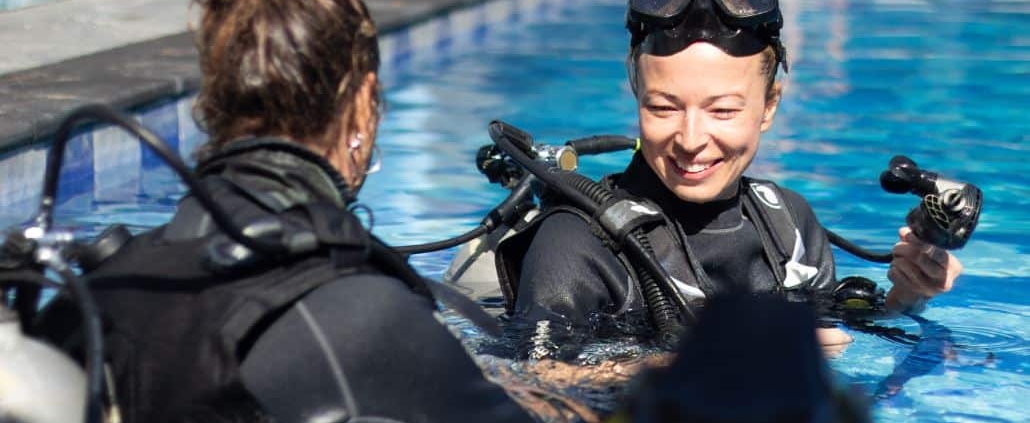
[711,109,740,119]
[645,104,677,113]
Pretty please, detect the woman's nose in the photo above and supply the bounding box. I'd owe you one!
[674,111,708,153]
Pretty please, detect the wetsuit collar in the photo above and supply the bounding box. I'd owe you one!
[616,153,743,233]
[195,137,357,206]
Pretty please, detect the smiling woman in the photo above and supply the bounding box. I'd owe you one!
[633,42,779,203]
[496,0,963,362]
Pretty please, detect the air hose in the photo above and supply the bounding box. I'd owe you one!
[558,167,689,337]
[23,103,286,423]
[565,134,638,155]
[395,226,491,255]
[487,121,694,339]
[395,175,535,255]
[39,105,288,257]
[825,229,892,263]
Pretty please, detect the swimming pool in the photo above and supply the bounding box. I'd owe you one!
[0,0,1027,421]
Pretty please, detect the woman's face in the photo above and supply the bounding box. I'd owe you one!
[636,42,779,203]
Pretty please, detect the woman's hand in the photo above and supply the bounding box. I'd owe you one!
[816,327,853,358]
[886,226,963,313]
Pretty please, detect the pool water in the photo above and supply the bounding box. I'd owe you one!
[1,0,1027,421]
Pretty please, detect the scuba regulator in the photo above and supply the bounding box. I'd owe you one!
[880,155,982,250]
[828,155,983,317]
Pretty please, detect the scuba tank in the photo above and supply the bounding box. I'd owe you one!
[0,305,86,423]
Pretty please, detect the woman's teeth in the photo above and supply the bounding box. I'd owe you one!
[677,160,713,173]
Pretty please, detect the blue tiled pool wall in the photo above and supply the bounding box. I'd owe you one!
[0,97,202,227]
[0,0,567,230]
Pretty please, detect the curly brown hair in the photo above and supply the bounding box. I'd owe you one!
[191,0,382,156]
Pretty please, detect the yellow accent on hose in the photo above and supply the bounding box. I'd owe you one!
[634,138,641,151]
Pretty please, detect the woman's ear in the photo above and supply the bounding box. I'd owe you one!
[323,72,380,191]
[760,81,783,132]
[352,72,379,140]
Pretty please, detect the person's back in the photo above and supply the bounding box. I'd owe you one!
[35,0,534,422]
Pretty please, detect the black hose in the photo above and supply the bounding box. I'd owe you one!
[54,267,105,423]
[560,167,693,331]
[39,104,287,257]
[32,103,291,423]
[558,169,692,330]
[396,175,536,255]
[563,170,615,204]
[395,225,490,255]
[630,235,690,335]
[825,228,893,264]
[566,135,637,155]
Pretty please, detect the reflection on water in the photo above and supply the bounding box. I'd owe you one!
[440,310,670,422]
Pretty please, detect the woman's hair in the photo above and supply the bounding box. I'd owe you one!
[628,44,780,102]
[192,0,382,154]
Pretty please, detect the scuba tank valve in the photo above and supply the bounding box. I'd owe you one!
[476,140,578,189]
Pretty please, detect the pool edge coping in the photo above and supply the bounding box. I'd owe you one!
[0,0,489,155]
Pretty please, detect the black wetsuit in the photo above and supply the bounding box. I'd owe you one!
[40,138,531,423]
[514,154,838,329]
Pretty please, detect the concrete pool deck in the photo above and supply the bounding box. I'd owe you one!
[0,0,486,152]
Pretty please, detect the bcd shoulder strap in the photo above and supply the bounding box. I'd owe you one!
[494,191,703,313]
[740,177,801,286]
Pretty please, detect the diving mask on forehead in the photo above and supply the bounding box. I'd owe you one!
[627,0,788,72]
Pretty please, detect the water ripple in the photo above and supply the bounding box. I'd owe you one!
[946,325,1029,354]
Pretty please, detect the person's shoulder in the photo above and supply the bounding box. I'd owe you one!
[533,208,594,235]
[525,208,608,256]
